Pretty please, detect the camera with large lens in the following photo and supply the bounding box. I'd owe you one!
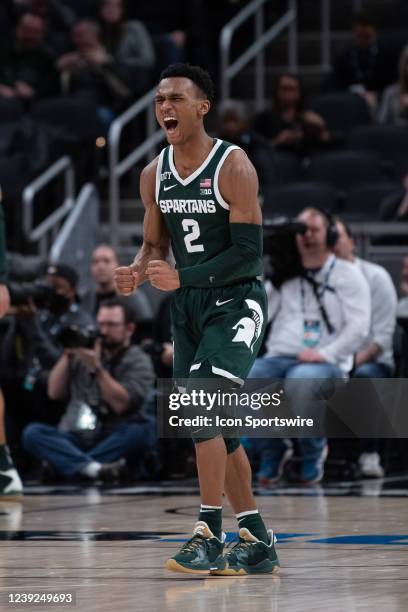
[263,217,307,287]
[57,325,99,349]
[7,279,59,310]
[5,254,61,310]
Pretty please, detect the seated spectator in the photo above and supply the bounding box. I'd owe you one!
[56,19,131,129]
[379,170,408,221]
[249,208,370,485]
[217,99,277,198]
[253,74,330,156]
[1,264,93,427]
[22,298,155,482]
[82,244,153,340]
[334,218,397,478]
[334,219,396,377]
[331,12,395,112]
[378,45,408,126]
[0,12,57,102]
[13,0,76,57]
[98,0,155,97]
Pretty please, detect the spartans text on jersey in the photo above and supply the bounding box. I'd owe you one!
[159,199,216,214]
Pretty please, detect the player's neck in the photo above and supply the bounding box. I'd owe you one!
[172,132,214,178]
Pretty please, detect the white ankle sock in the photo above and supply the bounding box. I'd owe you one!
[200,504,222,513]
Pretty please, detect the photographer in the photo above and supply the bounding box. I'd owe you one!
[1,263,93,430]
[22,297,155,481]
[0,197,23,495]
[250,207,371,484]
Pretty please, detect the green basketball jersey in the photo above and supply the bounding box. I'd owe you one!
[156,138,241,270]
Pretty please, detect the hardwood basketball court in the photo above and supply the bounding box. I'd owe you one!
[0,476,407,611]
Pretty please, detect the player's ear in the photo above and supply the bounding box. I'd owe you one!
[198,99,211,117]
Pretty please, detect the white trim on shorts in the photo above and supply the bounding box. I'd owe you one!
[188,362,244,386]
[211,366,244,386]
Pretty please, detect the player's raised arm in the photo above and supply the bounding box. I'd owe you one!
[177,149,264,288]
[114,158,171,295]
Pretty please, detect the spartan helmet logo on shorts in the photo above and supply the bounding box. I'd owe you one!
[232,299,264,352]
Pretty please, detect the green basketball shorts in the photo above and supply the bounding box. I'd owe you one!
[170,279,267,451]
[171,279,267,386]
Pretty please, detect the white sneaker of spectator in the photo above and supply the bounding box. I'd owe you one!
[358,452,384,478]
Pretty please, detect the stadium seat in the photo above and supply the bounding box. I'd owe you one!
[273,151,302,183]
[348,125,408,178]
[263,181,336,218]
[0,99,24,123]
[310,93,371,135]
[379,30,408,63]
[304,151,385,197]
[32,97,99,141]
[342,182,401,220]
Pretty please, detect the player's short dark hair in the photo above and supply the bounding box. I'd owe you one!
[98,296,133,324]
[159,63,215,104]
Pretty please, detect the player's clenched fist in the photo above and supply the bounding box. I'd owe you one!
[146,260,180,291]
[114,265,139,296]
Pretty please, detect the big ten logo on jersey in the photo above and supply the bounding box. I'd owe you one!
[200,177,212,196]
[161,171,172,181]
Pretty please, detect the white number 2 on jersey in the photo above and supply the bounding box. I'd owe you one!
[182,219,204,253]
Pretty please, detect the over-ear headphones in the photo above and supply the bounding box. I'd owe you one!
[312,206,339,249]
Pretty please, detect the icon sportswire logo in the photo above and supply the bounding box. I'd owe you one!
[216,299,234,306]
[163,184,177,191]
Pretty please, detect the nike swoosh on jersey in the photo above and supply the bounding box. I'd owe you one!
[215,299,234,306]
[163,184,177,191]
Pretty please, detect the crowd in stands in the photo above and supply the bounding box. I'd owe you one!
[216,13,408,222]
[1,6,408,489]
[1,6,407,235]
[0,0,227,249]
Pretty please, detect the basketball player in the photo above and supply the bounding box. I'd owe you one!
[114,64,279,575]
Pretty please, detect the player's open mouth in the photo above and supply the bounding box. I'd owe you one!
[163,117,179,134]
